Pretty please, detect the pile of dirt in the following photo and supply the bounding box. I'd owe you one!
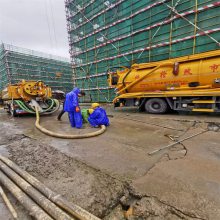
[7,137,126,218]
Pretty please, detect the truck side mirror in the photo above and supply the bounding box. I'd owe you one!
[108,73,118,86]
[111,75,119,85]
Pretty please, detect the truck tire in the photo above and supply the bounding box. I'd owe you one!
[145,98,168,114]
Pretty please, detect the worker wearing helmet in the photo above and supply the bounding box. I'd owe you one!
[81,108,93,123]
[64,87,85,128]
[88,103,109,127]
[88,108,94,115]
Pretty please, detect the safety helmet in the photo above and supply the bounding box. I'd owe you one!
[91,103,100,109]
[88,109,94,114]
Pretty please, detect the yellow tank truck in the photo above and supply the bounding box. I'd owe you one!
[108,50,220,114]
[2,80,59,116]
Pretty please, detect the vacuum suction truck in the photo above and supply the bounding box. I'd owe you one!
[108,50,220,114]
[1,80,59,116]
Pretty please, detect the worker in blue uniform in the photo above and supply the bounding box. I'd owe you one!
[88,103,110,127]
[64,88,85,128]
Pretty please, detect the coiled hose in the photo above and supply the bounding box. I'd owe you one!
[35,107,107,139]
[14,99,106,139]
[14,98,58,114]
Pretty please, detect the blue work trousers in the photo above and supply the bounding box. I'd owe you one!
[68,111,83,128]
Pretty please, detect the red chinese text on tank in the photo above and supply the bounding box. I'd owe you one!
[160,71,167,78]
[184,68,192,75]
[210,64,219,72]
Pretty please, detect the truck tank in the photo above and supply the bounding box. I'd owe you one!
[2,80,60,116]
[108,50,220,114]
[111,50,220,95]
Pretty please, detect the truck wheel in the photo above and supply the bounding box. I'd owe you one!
[145,98,168,114]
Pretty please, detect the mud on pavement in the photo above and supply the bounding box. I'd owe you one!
[1,109,220,219]
[0,121,126,218]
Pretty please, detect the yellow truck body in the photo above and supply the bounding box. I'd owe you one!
[2,80,52,101]
[1,80,58,116]
[109,50,220,113]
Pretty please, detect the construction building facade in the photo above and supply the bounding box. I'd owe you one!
[65,0,220,102]
[0,43,73,93]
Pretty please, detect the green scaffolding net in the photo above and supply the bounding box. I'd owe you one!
[65,0,220,102]
[0,43,73,93]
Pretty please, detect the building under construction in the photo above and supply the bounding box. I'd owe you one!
[0,43,73,93]
[65,0,220,102]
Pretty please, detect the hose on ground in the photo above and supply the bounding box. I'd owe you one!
[0,160,74,220]
[0,185,18,219]
[0,155,101,220]
[0,170,53,220]
[35,107,107,139]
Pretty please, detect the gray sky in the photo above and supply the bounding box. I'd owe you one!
[0,0,70,58]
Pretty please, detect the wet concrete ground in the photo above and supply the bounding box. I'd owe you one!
[0,105,220,219]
